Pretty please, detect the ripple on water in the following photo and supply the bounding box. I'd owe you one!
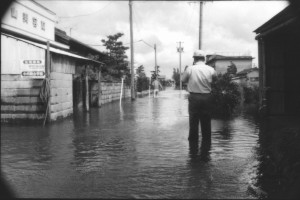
[1,89,262,198]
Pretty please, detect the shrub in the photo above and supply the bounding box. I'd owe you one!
[211,73,241,116]
[243,85,259,105]
[137,76,149,92]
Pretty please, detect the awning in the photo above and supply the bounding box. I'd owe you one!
[2,33,104,65]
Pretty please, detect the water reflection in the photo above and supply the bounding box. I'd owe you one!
[188,140,211,162]
[1,89,267,198]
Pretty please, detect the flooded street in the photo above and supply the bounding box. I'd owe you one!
[1,88,262,198]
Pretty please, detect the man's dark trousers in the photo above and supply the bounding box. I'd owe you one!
[188,93,212,142]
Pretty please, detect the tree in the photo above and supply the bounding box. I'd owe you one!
[227,61,237,77]
[151,65,161,81]
[101,33,129,79]
[172,68,180,89]
[136,65,149,92]
[211,73,241,116]
[136,65,145,77]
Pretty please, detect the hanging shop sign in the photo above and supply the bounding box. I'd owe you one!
[21,59,45,79]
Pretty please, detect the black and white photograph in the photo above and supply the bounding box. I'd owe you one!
[1,0,300,199]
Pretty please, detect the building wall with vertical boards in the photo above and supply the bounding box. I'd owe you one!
[49,53,75,121]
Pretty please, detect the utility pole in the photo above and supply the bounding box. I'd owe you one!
[129,0,135,100]
[177,42,183,90]
[141,40,157,79]
[154,44,157,77]
[199,1,203,49]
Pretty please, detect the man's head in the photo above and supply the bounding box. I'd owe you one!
[193,50,206,62]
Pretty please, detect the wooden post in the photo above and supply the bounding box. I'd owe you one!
[120,78,124,105]
[259,38,267,106]
[199,1,203,49]
[129,0,135,100]
[98,66,102,107]
[85,65,89,111]
[45,41,51,124]
[258,38,263,106]
[261,39,266,103]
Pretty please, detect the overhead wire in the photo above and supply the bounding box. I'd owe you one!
[186,3,197,35]
[132,3,143,41]
[182,2,189,31]
[59,2,113,19]
[57,2,114,47]
[57,2,113,35]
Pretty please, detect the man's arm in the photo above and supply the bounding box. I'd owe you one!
[181,66,190,83]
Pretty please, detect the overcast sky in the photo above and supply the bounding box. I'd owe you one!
[38,0,289,79]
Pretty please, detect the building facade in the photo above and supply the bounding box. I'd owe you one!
[1,0,130,123]
[206,54,254,75]
[232,68,259,87]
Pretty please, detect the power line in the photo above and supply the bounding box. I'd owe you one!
[132,3,145,32]
[87,40,143,47]
[59,2,112,19]
[186,3,197,34]
[132,5,142,40]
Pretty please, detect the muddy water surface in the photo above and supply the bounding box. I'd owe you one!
[1,89,262,198]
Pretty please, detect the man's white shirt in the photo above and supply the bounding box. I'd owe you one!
[181,61,216,93]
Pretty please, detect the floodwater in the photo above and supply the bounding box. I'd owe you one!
[1,88,264,198]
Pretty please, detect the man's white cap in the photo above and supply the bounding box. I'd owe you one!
[193,50,206,58]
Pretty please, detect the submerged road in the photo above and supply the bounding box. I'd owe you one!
[1,88,262,198]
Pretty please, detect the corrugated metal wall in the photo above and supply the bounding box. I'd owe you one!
[1,34,45,74]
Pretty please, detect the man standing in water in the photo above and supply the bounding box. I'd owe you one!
[182,50,216,144]
[152,77,163,98]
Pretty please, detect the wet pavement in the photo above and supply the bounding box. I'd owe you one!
[1,88,263,198]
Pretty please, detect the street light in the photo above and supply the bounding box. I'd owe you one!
[140,40,157,77]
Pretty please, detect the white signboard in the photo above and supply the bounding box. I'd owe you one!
[21,59,45,79]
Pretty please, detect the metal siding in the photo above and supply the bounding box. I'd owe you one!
[1,35,45,74]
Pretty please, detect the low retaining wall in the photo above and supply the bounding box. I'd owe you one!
[137,90,154,98]
[1,74,45,123]
[90,81,131,106]
[1,76,150,123]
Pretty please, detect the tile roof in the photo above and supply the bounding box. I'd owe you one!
[206,54,253,64]
[236,67,258,77]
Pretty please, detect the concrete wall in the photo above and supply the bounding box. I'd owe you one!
[90,81,131,106]
[1,74,45,122]
[49,72,73,121]
[49,53,75,121]
[137,90,154,98]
